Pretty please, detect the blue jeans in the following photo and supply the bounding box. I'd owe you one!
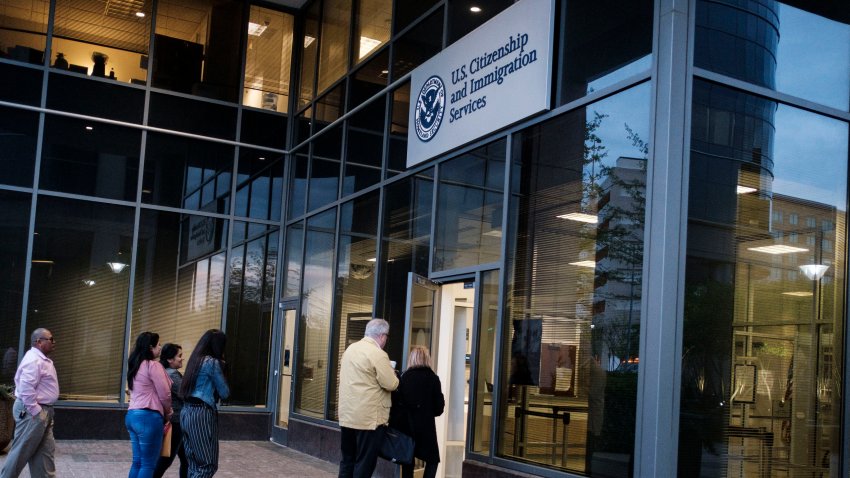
[126,409,164,478]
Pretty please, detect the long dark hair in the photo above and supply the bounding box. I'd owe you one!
[159,343,182,370]
[127,332,159,390]
[180,329,226,397]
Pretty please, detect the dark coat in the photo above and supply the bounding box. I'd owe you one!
[390,366,445,463]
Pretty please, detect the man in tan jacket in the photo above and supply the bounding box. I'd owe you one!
[338,319,399,478]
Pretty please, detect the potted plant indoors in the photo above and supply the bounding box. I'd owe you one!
[0,384,14,453]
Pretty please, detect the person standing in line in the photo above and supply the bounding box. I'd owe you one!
[392,346,445,478]
[0,328,59,478]
[180,330,229,478]
[338,318,399,478]
[126,332,173,478]
[154,344,187,478]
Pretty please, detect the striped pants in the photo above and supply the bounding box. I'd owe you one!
[180,402,219,478]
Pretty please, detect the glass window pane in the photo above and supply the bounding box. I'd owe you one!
[0,62,43,105]
[52,0,152,85]
[695,1,850,110]
[308,158,340,212]
[132,209,227,384]
[225,230,277,406]
[314,124,342,160]
[235,149,284,221]
[288,151,308,219]
[0,190,31,384]
[314,82,346,134]
[240,108,287,150]
[47,73,145,123]
[391,10,443,82]
[149,92,238,139]
[434,140,506,271]
[142,132,234,214]
[471,269,499,453]
[243,7,294,114]
[348,48,388,109]
[376,173,433,320]
[316,0,351,95]
[559,0,652,105]
[448,1,512,45]
[342,164,382,197]
[283,220,304,299]
[0,0,48,66]
[29,196,135,402]
[679,79,849,477]
[497,84,651,475]
[387,82,410,175]
[153,0,244,102]
[40,115,141,201]
[328,192,379,421]
[298,1,320,109]
[0,106,38,187]
[392,0,439,35]
[354,0,390,65]
[294,208,337,418]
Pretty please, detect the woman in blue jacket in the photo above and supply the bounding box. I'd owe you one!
[179,330,229,478]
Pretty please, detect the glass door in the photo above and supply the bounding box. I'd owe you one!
[403,272,440,369]
[273,308,296,441]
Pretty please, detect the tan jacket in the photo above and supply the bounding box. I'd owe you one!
[338,337,399,430]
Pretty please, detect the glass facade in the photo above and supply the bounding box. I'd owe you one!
[1,0,848,477]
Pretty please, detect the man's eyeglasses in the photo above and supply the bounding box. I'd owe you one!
[37,337,55,343]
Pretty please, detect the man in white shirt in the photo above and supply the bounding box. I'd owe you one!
[1,328,59,478]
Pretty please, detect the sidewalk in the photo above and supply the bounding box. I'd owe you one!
[0,440,338,477]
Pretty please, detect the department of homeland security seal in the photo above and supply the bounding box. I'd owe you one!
[414,75,446,142]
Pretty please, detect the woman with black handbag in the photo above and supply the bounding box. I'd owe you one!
[392,346,445,478]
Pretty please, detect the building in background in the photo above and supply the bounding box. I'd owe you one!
[0,0,848,477]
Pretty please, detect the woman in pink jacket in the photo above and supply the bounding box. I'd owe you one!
[126,332,173,478]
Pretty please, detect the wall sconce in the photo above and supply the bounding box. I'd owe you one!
[799,264,829,281]
[106,262,128,273]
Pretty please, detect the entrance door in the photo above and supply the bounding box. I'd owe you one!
[272,308,296,443]
[403,275,475,478]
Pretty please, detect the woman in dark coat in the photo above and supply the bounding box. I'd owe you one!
[392,346,445,478]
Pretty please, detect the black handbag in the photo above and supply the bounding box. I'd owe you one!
[379,425,414,465]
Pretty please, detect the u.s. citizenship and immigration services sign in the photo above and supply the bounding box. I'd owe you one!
[407,0,554,168]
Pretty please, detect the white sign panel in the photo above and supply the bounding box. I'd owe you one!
[407,0,554,168]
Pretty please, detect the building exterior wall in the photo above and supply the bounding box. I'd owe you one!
[0,0,848,477]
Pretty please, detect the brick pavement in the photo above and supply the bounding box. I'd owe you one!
[0,440,338,477]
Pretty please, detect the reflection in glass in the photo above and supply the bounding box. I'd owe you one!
[695,1,850,110]
[298,1,320,109]
[0,0,48,65]
[153,0,244,102]
[0,190,30,385]
[132,209,227,379]
[377,173,433,326]
[387,82,410,174]
[29,196,135,401]
[40,115,141,201]
[328,192,379,420]
[148,92,238,139]
[52,0,152,85]
[472,269,499,453]
[354,0,390,64]
[346,98,385,168]
[294,209,337,418]
[47,73,145,123]
[0,61,43,105]
[316,0,351,95]
[559,0,652,105]
[448,0,512,45]
[235,149,283,221]
[349,49,388,109]
[0,106,38,187]
[226,230,278,406]
[392,10,443,81]
[240,109,287,150]
[314,82,346,134]
[308,158,340,212]
[142,132,233,214]
[434,140,505,271]
[243,6,294,113]
[283,221,304,299]
[497,84,651,475]
[288,152,308,219]
[392,0,439,36]
[679,80,848,477]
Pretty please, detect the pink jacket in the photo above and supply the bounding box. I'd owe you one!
[128,360,173,420]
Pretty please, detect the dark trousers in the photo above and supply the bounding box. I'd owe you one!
[181,402,219,478]
[401,461,437,478]
[338,426,385,478]
[153,419,188,478]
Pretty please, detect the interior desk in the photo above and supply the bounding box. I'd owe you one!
[512,399,589,466]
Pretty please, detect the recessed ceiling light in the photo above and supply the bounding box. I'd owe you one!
[135,11,145,18]
[359,36,382,58]
[304,36,316,48]
[557,212,598,224]
[569,260,596,268]
[366,257,377,262]
[259,157,266,161]
[82,279,96,287]
[85,126,94,131]
[470,6,482,13]
[736,185,757,194]
[483,230,502,237]
[31,260,54,264]
[248,21,268,36]
[782,291,813,297]
[747,245,808,255]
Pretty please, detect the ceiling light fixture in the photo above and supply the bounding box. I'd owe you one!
[782,291,813,297]
[82,279,96,287]
[107,262,128,273]
[248,21,269,36]
[366,257,377,262]
[799,264,829,280]
[569,260,596,268]
[359,36,382,58]
[736,185,757,194]
[470,6,482,13]
[747,245,808,255]
[304,36,316,48]
[557,212,598,224]
[85,126,94,131]
[135,11,145,18]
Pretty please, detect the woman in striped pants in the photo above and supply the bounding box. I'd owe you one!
[179,330,230,478]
